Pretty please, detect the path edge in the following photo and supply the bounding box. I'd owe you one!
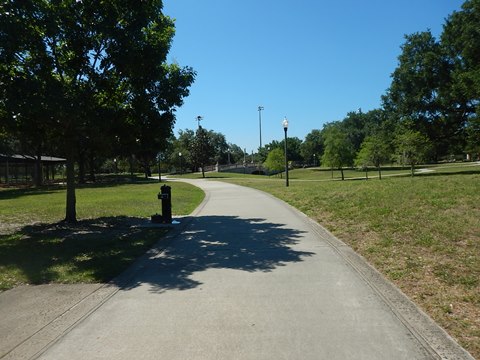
[241,183,475,360]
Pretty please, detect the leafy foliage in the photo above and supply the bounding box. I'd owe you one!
[383,0,480,159]
[355,135,392,179]
[395,130,432,176]
[0,1,195,221]
[300,129,323,165]
[263,148,285,175]
[190,126,215,178]
[321,123,355,180]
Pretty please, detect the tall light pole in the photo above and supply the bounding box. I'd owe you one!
[113,158,117,182]
[282,117,289,187]
[158,154,162,182]
[258,106,264,150]
[196,115,203,129]
[178,152,182,175]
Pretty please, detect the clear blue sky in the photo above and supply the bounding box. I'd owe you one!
[163,0,464,153]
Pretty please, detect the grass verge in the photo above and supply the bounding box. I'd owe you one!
[0,179,204,290]
[222,166,480,358]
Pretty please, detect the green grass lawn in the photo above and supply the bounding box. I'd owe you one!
[173,160,479,181]
[220,163,480,358]
[1,164,478,356]
[0,179,204,290]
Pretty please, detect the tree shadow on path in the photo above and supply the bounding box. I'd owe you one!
[120,215,314,293]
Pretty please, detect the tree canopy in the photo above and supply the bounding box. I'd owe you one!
[321,123,355,180]
[382,0,480,160]
[0,0,195,221]
[263,148,285,176]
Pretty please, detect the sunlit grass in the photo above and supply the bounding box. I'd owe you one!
[0,180,204,226]
[221,164,480,357]
[0,179,205,290]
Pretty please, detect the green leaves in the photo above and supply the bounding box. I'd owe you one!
[0,0,195,220]
[355,135,390,169]
[321,123,355,170]
[263,148,285,174]
[383,0,480,159]
[395,130,432,175]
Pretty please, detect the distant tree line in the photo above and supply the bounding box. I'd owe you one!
[261,0,479,176]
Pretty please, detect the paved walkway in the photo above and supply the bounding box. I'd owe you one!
[1,180,474,359]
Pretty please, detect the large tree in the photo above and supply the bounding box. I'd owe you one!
[207,130,229,165]
[442,0,480,114]
[395,129,432,176]
[355,135,392,180]
[321,123,355,180]
[227,143,244,164]
[441,0,480,157]
[263,148,285,176]
[383,1,480,159]
[190,126,214,178]
[0,0,195,222]
[264,137,304,164]
[300,129,323,166]
[382,31,453,159]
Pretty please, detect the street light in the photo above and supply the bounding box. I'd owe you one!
[282,117,289,187]
[178,152,182,175]
[258,106,264,150]
[196,116,203,129]
[113,158,117,182]
[158,154,162,182]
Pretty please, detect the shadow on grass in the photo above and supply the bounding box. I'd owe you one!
[1,215,313,293]
[120,215,314,293]
[0,186,65,200]
[0,216,169,290]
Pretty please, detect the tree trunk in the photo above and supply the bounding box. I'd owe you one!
[411,163,415,177]
[88,152,96,182]
[64,154,77,223]
[144,164,151,178]
[378,166,382,180]
[340,167,344,180]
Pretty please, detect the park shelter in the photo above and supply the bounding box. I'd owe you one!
[0,154,66,185]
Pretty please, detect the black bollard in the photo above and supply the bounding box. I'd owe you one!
[160,185,172,223]
[151,185,172,224]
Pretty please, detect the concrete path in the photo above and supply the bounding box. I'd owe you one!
[2,180,473,359]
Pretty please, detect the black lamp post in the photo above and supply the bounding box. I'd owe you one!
[158,155,161,182]
[258,105,264,150]
[282,117,289,187]
[178,152,182,175]
[196,115,203,129]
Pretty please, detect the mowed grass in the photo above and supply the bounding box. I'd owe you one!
[0,179,204,290]
[0,180,202,228]
[222,164,480,357]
